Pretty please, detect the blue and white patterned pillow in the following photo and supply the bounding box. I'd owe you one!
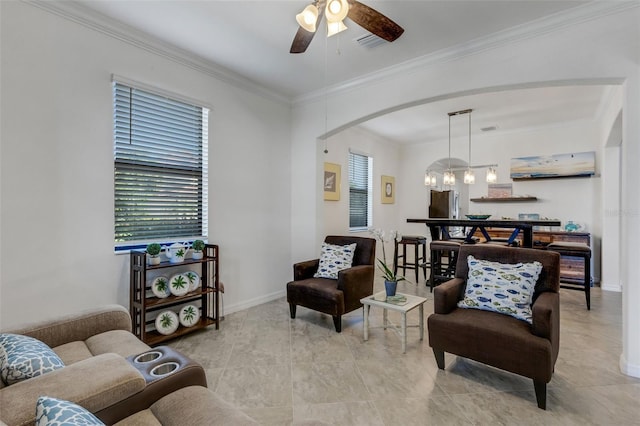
[35,396,104,426]
[313,242,357,279]
[0,334,65,385]
[457,255,543,324]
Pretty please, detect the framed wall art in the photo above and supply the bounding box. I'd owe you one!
[510,151,595,180]
[488,183,513,198]
[323,162,341,201]
[381,175,395,204]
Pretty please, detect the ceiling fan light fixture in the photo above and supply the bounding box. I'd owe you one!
[290,0,403,53]
[325,0,349,23]
[296,4,319,33]
[327,20,347,37]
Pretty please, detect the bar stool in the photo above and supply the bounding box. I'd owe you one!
[546,242,592,310]
[393,235,428,283]
[429,240,462,292]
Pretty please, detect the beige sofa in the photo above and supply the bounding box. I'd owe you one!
[0,305,257,426]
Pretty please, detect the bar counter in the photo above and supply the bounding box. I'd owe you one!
[406,218,562,248]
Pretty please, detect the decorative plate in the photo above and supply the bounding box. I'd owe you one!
[151,276,170,299]
[155,310,179,335]
[179,305,200,328]
[184,271,200,292]
[169,273,190,296]
[466,214,491,220]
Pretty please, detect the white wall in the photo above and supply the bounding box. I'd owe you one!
[321,126,402,260]
[401,121,601,224]
[330,116,605,282]
[291,6,639,375]
[600,88,624,292]
[0,1,292,328]
[399,120,604,281]
[2,0,639,378]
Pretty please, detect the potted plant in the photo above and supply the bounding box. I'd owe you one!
[146,243,162,265]
[191,239,205,260]
[369,229,410,296]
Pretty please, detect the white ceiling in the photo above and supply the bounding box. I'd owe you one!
[69,0,614,143]
[358,85,613,145]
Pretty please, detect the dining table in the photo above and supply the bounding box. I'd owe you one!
[406,218,562,248]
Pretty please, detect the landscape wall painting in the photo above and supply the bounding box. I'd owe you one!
[510,151,595,180]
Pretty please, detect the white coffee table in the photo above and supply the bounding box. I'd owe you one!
[360,291,428,353]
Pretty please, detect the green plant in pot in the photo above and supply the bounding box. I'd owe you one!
[146,243,162,265]
[191,239,205,260]
[369,229,411,297]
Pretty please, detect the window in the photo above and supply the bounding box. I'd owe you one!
[349,151,372,230]
[113,80,208,251]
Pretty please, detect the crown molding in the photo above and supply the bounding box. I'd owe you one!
[26,0,291,106]
[25,0,638,107]
[293,1,640,105]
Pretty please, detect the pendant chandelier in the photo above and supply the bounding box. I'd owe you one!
[463,109,475,184]
[486,166,498,183]
[447,108,497,185]
[424,170,437,187]
[443,112,456,186]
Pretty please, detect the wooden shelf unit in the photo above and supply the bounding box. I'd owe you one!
[473,229,591,284]
[470,197,538,202]
[130,244,220,345]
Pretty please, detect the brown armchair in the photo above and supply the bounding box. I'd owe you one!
[428,244,560,409]
[287,235,376,332]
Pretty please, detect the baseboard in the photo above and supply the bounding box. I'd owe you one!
[223,289,286,316]
[601,282,622,292]
[620,353,640,378]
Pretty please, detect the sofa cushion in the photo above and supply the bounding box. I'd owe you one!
[0,334,65,385]
[457,255,542,324]
[0,353,146,426]
[52,342,94,365]
[85,330,150,358]
[313,242,357,279]
[150,386,258,425]
[35,396,104,426]
[113,387,259,425]
[113,409,162,426]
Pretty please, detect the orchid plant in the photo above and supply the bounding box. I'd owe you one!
[369,228,410,283]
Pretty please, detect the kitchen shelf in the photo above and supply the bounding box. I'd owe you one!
[470,197,537,202]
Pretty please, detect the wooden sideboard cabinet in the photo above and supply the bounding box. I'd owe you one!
[474,228,591,285]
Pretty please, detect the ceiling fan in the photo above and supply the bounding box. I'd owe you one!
[290,0,404,53]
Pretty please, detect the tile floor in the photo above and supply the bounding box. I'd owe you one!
[171,279,640,425]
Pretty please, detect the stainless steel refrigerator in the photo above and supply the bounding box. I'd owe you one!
[429,190,459,219]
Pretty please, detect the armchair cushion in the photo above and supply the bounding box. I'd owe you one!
[313,242,357,279]
[428,307,554,382]
[457,255,542,324]
[36,396,104,426]
[0,334,65,385]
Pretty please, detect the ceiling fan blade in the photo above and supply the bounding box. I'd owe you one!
[290,27,316,53]
[290,2,325,54]
[347,0,404,42]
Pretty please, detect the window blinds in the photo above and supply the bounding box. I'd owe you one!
[113,82,208,248]
[349,152,370,229]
